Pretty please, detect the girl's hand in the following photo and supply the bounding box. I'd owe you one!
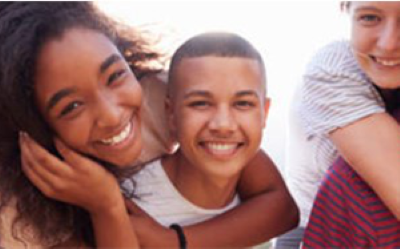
[20,132,123,215]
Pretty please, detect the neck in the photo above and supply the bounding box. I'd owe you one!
[162,150,239,209]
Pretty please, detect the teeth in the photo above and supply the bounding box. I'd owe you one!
[208,143,236,150]
[205,142,238,155]
[376,58,400,66]
[101,123,131,145]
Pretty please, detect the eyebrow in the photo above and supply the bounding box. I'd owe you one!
[183,90,260,99]
[353,6,381,13]
[100,54,122,74]
[183,90,211,99]
[46,88,76,113]
[235,90,259,98]
[45,54,123,113]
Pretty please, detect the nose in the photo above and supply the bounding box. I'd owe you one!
[208,105,237,136]
[95,96,122,129]
[377,20,400,52]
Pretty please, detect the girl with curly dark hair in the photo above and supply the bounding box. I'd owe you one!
[0,2,167,248]
[0,2,298,248]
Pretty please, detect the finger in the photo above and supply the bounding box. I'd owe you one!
[22,158,51,193]
[22,151,68,201]
[20,140,54,195]
[54,138,75,163]
[20,134,60,183]
[21,133,70,182]
[54,138,99,172]
[23,133,73,178]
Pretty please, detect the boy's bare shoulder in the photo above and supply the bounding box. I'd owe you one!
[139,71,175,164]
[140,71,168,90]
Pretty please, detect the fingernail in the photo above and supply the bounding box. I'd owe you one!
[19,135,23,147]
[19,131,26,143]
[23,132,32,143]
[20,132,33,146]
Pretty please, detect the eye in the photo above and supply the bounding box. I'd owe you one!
[188,100,212,109]
[357,14,381,26]
[58,101,83,118]
[234,100,255,110]
[107,69,127,86]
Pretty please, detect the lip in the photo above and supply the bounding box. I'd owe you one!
[369,55,400,68]
[100,122,132,145]
[94,114,139,152]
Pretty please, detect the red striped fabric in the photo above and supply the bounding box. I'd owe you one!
[302,159,400,248]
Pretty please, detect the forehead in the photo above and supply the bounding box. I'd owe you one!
[172,56,265,95]
[350,1,400,12]
[35,28,119,94]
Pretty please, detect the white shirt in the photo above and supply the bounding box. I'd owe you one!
[285,40,385,227]
[124,159,240,227]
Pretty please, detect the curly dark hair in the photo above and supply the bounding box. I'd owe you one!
[0,2,163,247]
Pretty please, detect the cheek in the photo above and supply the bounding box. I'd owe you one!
[175,111,205,140]
[351,27,374,54]
[52,118,92,152]
[242,113,265,142]
[123,77,143,105]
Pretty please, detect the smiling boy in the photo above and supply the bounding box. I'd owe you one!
[129,32,278,246]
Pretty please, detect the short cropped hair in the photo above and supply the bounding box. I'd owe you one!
[168,32,266,95]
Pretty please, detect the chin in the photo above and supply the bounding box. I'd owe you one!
[87,154,131,170]
[109,157,135,168]
[373,78,400,90]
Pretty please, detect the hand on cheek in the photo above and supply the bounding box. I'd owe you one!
[19,132,123,215]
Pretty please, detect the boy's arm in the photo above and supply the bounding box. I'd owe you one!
[184,150,299,247]
[90,202,138,248]
[135,74,298,246]
[330,112,400,219]
[130,150,299,248]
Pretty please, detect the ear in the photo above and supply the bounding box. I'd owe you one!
[262,97,271,128]
[165,96,177,139]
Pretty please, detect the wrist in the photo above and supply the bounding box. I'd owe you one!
[169,224,187,249]
[155,226,180,247]
[89,202,129,232]
[89,194,125,217]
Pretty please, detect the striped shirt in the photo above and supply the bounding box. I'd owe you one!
[302,158,400,248]
[285,40,385,227]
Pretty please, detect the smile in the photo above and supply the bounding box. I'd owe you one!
[100,122,132,145]
[372,56,400,67]
[201,142,244,156]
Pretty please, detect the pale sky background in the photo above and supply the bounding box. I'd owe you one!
[97,1,349,172]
